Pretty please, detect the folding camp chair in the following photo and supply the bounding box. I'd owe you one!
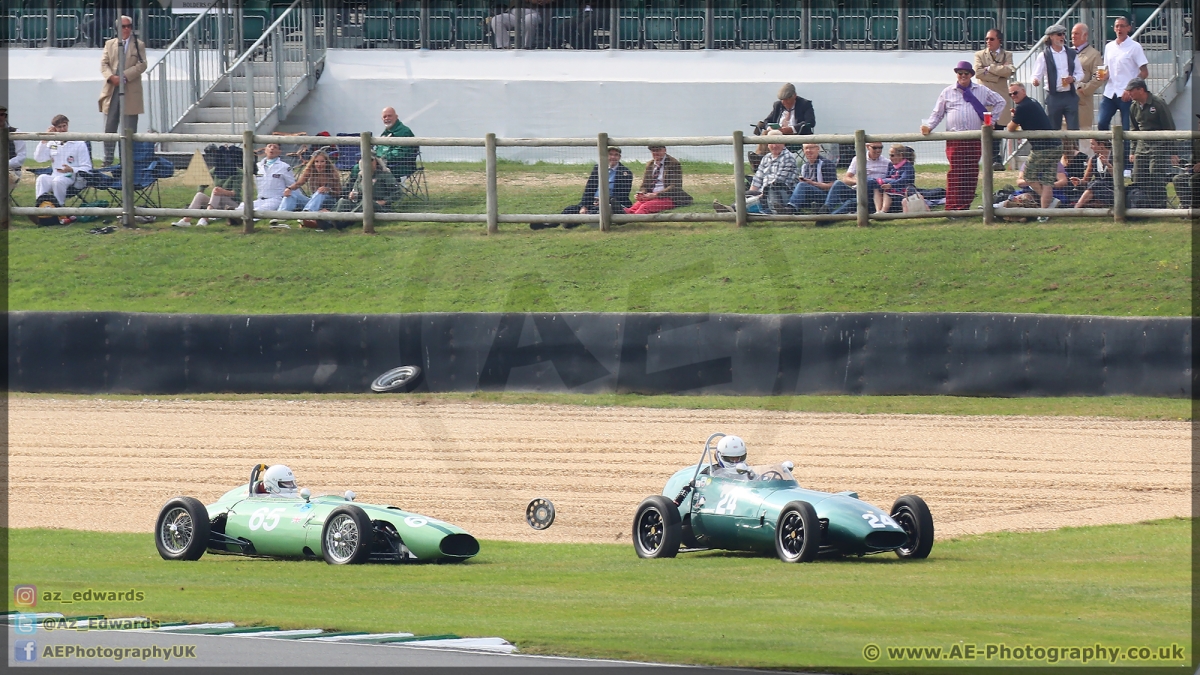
[88,142,174,208]
[332,133,363,172]
[29,166,108,206]
[396,150,429,203]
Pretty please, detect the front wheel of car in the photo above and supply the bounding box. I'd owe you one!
[891,494,934,559]
[155,497,211,561]
[322,505,373,565]
[775,501,819,563]
[632,496,681,559]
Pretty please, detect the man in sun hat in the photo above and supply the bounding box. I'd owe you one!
[921,61,1006,210]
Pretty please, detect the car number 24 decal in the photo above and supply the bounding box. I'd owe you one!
[248,507,287,531]
[862,512,900,529]
[714,486,740,515]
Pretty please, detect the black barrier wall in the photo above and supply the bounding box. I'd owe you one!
[7,312,1192,398]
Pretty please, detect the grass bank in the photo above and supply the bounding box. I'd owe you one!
[7,520,1190,669]
[10,392,1190,421]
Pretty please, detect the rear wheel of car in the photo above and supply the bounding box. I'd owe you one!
[155,497,210,561]
[632,496,681,559]
[322,505,373,565]
[775,501,819,563]
[891,494,935,559]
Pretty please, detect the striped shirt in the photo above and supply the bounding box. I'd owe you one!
[751,150,799,190]
[926,83,1007,132]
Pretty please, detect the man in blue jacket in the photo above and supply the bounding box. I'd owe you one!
[532,147,633,230]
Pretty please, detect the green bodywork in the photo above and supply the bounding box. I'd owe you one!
[662,464,909,556]
[205,487,479,562]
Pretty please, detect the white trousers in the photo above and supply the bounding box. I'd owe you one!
[35,172,85,205]
[491,9,540,48]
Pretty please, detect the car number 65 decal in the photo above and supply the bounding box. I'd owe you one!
[862,513,900,529]
[248,507,287,531]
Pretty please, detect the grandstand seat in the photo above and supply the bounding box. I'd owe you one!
[869,15,898,47]
[242,13,267,48]
[836,14,868,48]
[1003,15,1028,50]
[905,14,932,48]
[145,14,176,47]
[53,13,80,47]
[428,13,454,48]
[808,15,834,47]
[618,0,643,48]
[965,16,996,49]
[643,0,675,48]
[772,13,802,48]
[676,16,703,47]
[0,14,16,44]
[455,0,491,48]
[364,14,392,45]
[738,0,771,48]
[395,11,421,47]
[709,2,737,48]
[932,16,966,48]
[21,14,48,46]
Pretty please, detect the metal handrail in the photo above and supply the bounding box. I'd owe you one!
[224,0,306,133]
[144,0,240,133]
[145,0,222,71]
[1130,0,1169,39]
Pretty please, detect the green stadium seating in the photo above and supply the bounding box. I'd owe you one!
[1,14,16,43]
[773,15,803,47]
[837,14,868,46]
[676,15,703,45]
[869,15,898,45]
[145,14,175,47]
[933,16,965,47]
[809,15,834,46]
[1003,15,1028,49]
[21,14,47,45]
[364,15,391,43]
[906,14,932,47]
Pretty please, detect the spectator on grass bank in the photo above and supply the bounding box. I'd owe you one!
[755,83,816,138]
[379,107,419,179]
[714,130,798,215]
[229,143,295,220]
[1031,24,1084,131]
[532,146,633,230]
[281,150,343,214]
[1006,83,1061,220]
[785,144,836,213]
[1073,138,1115,208]
[625,145,692,215]
[171,164,243,227]
[974,28,1014,168]
[1126,77,1176,209]
[1098,16,1149,138]
[333,154,399,224]
[922,61,1006,210]
[99,15,147,167]
[822,140,890,215]
[1,106,26,190]
[874,145,917,214]
[1071,23,1104,130]
[33,114,92,207]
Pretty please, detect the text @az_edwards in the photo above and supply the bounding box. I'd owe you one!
[861,642,1187,664]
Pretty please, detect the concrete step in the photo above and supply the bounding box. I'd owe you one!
[224,75,303,90]
[245,60,308,75]
[176,122,254,135]
[206,91,279,107]
[194,107,274,123]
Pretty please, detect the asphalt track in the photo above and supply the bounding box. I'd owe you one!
[5,626,681,668]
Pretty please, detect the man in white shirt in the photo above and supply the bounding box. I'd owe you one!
[921,61,1006,210]
[1097,15,1149,140]
[822,141,890,214]
[1032,24,1085,131]
[33,114,92,205]
[237,143,295,215]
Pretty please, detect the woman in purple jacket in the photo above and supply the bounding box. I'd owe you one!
[874,145,917,213]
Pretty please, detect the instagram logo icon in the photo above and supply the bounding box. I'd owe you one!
[14,585,37,608]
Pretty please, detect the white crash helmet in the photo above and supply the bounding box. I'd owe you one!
[716,435,747,467]
[263,465,298,496]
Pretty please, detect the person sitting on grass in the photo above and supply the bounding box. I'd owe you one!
[280,150,343,216]
[785,144,837,213]
[873,145,917,214]
[713,130,798,215]
[532,146,634,230]
[625,145,692,215]
[172,169,243,227]
[331,154,398,228]
[1073,138,1115,208]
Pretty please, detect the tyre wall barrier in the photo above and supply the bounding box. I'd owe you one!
[7,311,1192,397]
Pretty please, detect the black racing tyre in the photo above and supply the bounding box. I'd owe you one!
[891,494,935,559]
[632,496,682,559]
[155,497,211,561]
[370,365,423,393]
[322,505,373,565]
[775,501,820,563]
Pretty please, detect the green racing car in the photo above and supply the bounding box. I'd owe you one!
[155,464,479,565]
[633,433,934,562]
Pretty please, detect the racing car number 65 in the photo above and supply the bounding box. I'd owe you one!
[248,507,286,531]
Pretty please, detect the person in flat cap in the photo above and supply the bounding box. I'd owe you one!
[920,61,1006,210]
[1031,23,1084,131]
[754,83,816,138]
[1126,77,1176,208]
[1,105,26,191]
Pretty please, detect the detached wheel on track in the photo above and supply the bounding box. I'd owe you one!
[322,505,373,565]
[632,496,682,559]
[891,494,934,559]
[371,365,423,393]
[775,501,819,563]
[155,497,211,561]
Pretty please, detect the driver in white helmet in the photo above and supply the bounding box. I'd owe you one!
[714,435,753,478]
[261,464,299,497]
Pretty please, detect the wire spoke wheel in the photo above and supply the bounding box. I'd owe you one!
[159,507,193,555]
[324,513,361,563]
[893,506,919,556]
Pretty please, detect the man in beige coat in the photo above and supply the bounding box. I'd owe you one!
[99,15,147,166]
[1071,22,1103,130]
[974,28,1014,169]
